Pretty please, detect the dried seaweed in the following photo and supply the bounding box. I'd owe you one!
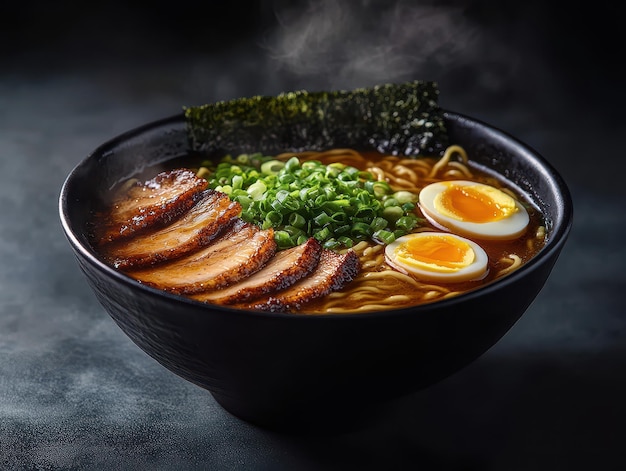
[184,80,448,157]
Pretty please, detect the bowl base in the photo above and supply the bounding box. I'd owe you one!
[210,391,392,435]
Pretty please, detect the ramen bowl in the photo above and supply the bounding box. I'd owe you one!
[59,110,572,433]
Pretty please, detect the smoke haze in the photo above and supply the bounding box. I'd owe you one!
[263,0,484,90]
[2,0,619,118]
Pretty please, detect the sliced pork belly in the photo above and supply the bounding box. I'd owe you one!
[242,248,361,313]
[127,220,277,294]
[191,237,323,305]
[101,189,241,269]
[94,168,207,244]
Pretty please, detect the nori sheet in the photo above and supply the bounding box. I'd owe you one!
[184,80,449,157]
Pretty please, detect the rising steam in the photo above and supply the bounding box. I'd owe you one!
[262,0,485,90]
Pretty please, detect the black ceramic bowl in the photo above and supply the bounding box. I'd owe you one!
[59,111,573,433]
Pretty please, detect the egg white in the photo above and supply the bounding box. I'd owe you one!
[385,232,489,283]
[419,180,530,240]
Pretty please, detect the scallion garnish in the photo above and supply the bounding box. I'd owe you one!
[200,153,424,249]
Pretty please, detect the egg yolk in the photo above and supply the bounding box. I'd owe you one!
[434,184,518,223]
[395,233,475,272]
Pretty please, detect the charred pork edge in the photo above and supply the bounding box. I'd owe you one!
[245,249,361,313]
[95,169,208,245]
[192,237,323,304]
[106,194,241,269]
[171,228,277,295]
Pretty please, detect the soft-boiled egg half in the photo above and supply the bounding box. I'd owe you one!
[418,180,529,240]
[385,232,489,283]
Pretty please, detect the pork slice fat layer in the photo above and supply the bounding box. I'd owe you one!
[129,222,277,294]
[95,168,207,244]
[102,189,241,269]
[243,249,361,313]
[192,237,323,305]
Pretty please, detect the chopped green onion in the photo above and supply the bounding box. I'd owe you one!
[394,190,417,204]
[338,236,354,247]
[231,174,244,190]
[247,180,267,200]
[200,153,424,249]
[261,160,285,175]
[274,230,294,249]
[315,226,332,241]
[373,229,396,245]
[289,213,306,229]
[323,239,342,250]
[314,212,332,226]
[383,197,398,208]
[351,222,372,238]
[396,215,418,231]
[285,156,300,172]
[382,206,404,223]
[265,211,283,225]
[370,216,388,232]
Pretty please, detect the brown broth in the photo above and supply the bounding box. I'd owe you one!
[98,147,546,313]
[269,149,546,312]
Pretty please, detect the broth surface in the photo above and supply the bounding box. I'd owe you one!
[96,146,546,314]
[266,148,545,312]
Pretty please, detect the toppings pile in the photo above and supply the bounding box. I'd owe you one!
[91,169,360,313]
[199,153,422,250]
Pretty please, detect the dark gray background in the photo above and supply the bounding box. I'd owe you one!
[2,1,625,469]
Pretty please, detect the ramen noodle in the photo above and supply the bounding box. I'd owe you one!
[253,146,545,313]
[94,145,546,314]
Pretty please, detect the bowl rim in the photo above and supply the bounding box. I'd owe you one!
[59,110,574,319]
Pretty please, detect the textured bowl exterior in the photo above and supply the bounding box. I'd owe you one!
[60,112,573,432]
